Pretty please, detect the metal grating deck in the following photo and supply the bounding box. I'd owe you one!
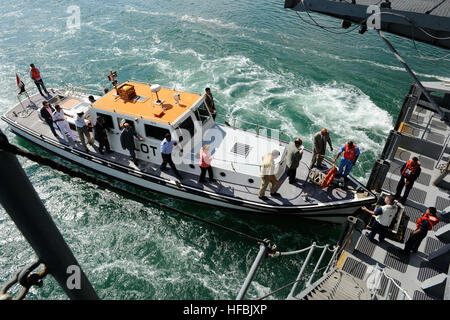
[341,257,367,280]
[408,187,427,204]
[417,261,443,282]
[377,275,401,300]
[405,206,423,222]
[413,290,436,300]
[355,234,377,257]
[424,237,446,255]
[426,132,445,145]
[435,196,450,211]
[384,247,409,273]
[415,172,431,187]
[418,156,436,170]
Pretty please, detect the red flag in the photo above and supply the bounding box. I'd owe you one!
[16,73,21,89]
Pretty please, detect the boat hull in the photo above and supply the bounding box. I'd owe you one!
[2,117,376,223]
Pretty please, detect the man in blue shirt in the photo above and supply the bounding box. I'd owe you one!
[160,133,183,180]
[333,141,360,179]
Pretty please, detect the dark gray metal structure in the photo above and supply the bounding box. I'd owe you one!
[0,130,98,300]
[285,0,450,50]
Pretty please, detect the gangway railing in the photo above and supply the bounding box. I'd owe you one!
[368,264,412,300]
[236,241,340,300]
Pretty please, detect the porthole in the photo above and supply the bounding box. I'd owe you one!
[248,178,254,184]
[220,172,226,177]
[189,164,195,169]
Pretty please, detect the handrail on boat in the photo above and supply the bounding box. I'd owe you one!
[227,117,293,145]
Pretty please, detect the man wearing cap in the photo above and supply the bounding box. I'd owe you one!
[74,110,93,152]
[310,128,333,169]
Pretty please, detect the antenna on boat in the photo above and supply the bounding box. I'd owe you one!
[174,92,181,105]
[151,84,163,105]
[107,70,118,94]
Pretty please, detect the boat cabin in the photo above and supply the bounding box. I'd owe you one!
[85,81,287,185]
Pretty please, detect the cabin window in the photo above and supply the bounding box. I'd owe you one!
[117,118,135,131]
[144,124,170,140]
[96,113,114,129]
[175,116,195,141]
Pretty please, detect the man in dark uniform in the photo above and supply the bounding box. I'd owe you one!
[120,122,144,165]
[40,101,59,138]
[403,207,439,255]
[94,116,111,154]
[395,157,421,204]
[204,88,217,121]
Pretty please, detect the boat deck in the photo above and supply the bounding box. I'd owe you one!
[2,91,375,216]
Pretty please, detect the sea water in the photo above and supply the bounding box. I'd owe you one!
[0,0,448,299]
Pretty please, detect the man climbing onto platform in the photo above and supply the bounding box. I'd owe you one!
[333,141,360,180]
[29,63,50,98]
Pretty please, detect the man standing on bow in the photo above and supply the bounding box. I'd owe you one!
[29,63,49,98]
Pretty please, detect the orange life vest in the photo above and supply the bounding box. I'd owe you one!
[321,166,337,188]
[416,213,439,231]
[30,68,41,80]
[343,144,357,161]
[402,160,419,178]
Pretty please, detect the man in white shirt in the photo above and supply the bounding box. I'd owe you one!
[52,105,76,143]
[362,195,397,243]
[75,111,93,151]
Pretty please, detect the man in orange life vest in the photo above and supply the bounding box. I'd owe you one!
[394,157,421,204]
[333,141,359,179]
[403,207,439,255]
[29,63,49,97]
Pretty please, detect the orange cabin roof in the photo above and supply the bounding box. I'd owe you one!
[92,81,202,125]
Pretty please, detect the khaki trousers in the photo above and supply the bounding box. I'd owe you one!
[76,126,93,149]
[259,175,277,197]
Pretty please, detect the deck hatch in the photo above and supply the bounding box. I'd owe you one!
[230,142,252,158]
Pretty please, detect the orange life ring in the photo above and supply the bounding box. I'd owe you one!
[321,166,337,188]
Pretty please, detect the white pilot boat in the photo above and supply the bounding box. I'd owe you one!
[2,79,376,223]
